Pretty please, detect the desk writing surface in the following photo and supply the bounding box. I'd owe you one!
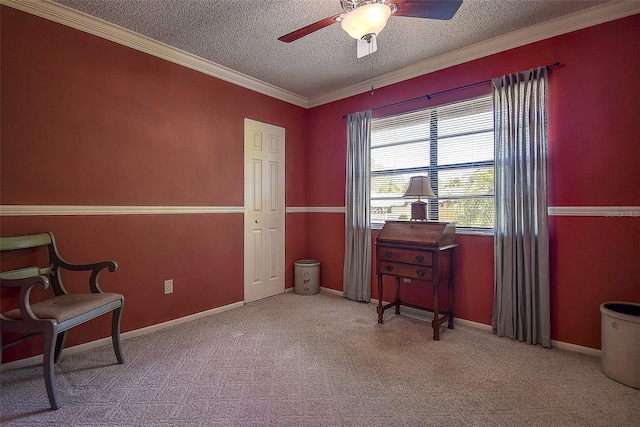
[376,221,456,248]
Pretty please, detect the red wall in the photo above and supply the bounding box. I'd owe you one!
[0,6,310,363]
[306,15,640,349]
[1,6,638,365]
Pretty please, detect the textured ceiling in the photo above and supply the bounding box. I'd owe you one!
[52,0,610,100]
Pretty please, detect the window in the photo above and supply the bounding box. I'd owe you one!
[371,95,494,230]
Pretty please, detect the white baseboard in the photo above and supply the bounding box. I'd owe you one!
[319,287,343,297]
[371,298,601,357]
[551,339,601,357]
[0,301,244,372]
[1,294,600,372]
[286,286,342,297]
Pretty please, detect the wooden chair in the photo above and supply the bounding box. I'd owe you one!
[0,232,124,410]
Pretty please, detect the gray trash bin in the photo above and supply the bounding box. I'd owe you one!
[600,302,640,389]
[294,259,320,295]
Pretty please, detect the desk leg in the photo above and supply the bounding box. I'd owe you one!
[394,276,401,315]
[448,278,455,329]
[377,274,384,324]
[432,282,440,341]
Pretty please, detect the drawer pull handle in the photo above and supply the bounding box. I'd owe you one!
[415,255,425,263]
[385,265,394,272]
[416,269,426,277]
[384,251,393,258]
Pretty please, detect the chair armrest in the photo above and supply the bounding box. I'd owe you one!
[0,268,50,322]
[0,267,44,281]
[57,260,118,293]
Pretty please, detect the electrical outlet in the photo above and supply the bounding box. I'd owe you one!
[164,279,173,294]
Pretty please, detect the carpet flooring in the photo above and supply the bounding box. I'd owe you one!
[1,291,638,426]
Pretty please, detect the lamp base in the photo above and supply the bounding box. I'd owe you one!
[410,201,427,221]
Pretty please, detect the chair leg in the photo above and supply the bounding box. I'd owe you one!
[43,324,62,410]
[53,331,67,364]
[111,306,124,364]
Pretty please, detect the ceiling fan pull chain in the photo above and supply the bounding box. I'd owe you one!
[370,54,375,95]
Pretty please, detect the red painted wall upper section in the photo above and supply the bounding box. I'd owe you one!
[0,6,309,363]
[1,7,308,207]
[308,16,640,208]
[546,17,640,206]
[307,15,640,349]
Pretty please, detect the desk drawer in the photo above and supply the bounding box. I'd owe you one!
[378,248,432,266]
[378,262,433,281]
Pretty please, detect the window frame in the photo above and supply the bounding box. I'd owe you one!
[370,95,495,234]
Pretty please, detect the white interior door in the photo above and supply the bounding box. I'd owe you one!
[244,118,285,302]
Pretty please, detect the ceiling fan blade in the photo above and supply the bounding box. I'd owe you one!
[392,0,463,20]
[278,13,343,43]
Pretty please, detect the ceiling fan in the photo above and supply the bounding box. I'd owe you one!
[278,0,463,44]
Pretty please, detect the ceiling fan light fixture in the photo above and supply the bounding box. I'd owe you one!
[340,3,392,41]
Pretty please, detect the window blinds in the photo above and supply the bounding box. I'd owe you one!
[371,95,495,228]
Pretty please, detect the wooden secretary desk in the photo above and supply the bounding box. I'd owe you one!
[375,221,457,340]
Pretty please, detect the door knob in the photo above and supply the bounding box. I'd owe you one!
[255,220,260,223]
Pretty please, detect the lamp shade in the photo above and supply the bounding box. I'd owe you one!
[403,176,435,200]
[341,3,391,40]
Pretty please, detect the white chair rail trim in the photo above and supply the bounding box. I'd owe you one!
[0,205,244,216]
[548,206,640,217]
[286,207,346,214]
[0,205,351,216]
[2,206,637,217]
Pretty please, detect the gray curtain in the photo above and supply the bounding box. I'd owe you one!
[492,67,551,347]
[343,110,372,302]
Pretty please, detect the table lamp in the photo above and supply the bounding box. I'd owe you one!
[403,176,435,221]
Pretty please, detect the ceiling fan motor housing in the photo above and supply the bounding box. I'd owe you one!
[340,0,397,14]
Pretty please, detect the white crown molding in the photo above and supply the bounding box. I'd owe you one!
[2,0,638,109]
[0,205,245,216]
[0,0,309,108]
[548,206,640,217]
[307,1,640,107]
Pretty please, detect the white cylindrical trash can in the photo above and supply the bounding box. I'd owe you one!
[294,260,320,295]
[600,301,640,389]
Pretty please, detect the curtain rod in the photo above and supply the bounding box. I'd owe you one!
[343,62,560,118]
